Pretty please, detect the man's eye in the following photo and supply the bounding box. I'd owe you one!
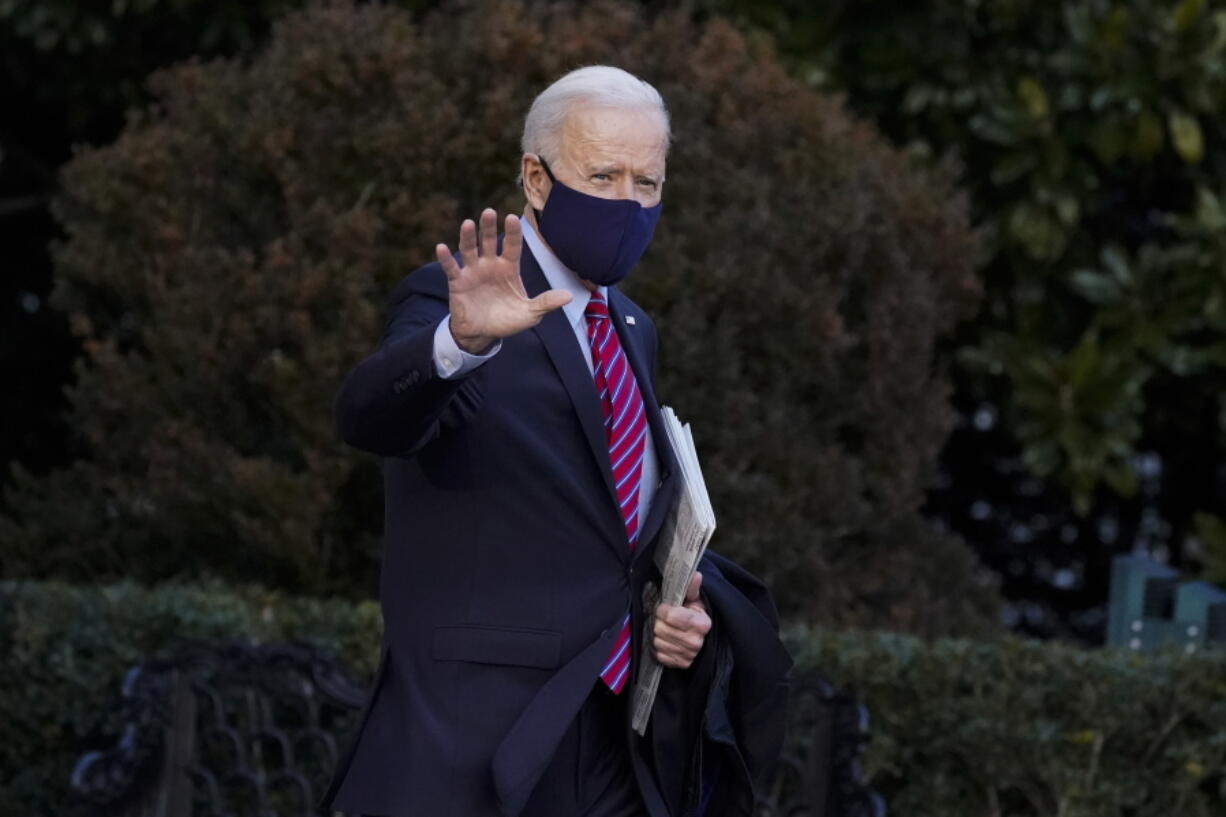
[592,173,611,181]
[637,179,658,189]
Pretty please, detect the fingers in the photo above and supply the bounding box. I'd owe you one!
[479,207,498,259]
[684,571,703,604]
[655,646,694,669]
[435,243,461,280]
[455,209,511,269]
[528,288,573,316]
[653,628,696,666]
[502,213,522,266]
[458,218,478,268]
[652,602,710,668]
[653,629,704,658]
[656,604,711,639]
[653,635,702,668]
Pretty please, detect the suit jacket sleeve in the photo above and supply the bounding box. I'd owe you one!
[335,263,484,457]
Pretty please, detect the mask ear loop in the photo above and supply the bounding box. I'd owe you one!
[531,155,556,223]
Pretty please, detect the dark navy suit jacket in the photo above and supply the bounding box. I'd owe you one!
[322,244,791,817]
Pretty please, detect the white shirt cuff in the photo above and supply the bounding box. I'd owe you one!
[433,316,500,379]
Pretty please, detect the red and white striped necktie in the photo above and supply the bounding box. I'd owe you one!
[586,291,648,694]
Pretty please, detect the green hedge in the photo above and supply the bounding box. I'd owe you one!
[0,580,381,817]
[2,581,1224,816]
[789,627,1226,816]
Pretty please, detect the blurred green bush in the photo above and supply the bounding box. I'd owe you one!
[3,580,1224,816]
[0,0,997,634]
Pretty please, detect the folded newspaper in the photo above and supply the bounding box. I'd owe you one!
[630,406,716,735]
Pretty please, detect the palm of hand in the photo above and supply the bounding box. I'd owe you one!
[436,209,571,352]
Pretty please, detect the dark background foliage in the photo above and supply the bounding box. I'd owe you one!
[1,0,310,505]
[704,0,1226,639]
[0,0,997,635]
[6,0,1226,641]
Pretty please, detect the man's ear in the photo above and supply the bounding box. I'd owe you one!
[521,153,550,212]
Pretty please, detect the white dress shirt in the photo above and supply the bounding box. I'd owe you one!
[431,218,659,529]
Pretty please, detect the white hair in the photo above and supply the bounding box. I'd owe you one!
[521,65,671,164]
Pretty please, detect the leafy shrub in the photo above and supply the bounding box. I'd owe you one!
[792,625,1226,817]
[833,0,1226,505]
[711,0,1226,569]
[3,581,1224,816]
[1,0,996,633]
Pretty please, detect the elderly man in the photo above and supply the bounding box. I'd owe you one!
[323,66,790,817]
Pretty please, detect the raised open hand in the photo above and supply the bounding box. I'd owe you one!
[436,208,572,354]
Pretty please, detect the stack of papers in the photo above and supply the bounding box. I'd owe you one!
[631,406,717,735]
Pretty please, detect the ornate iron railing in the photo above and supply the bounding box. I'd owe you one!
[71,642,883,817]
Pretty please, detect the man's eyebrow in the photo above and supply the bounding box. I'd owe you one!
[584,163,622,176]
[583,163,664,182]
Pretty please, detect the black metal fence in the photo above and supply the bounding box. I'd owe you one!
[71,642,884,817]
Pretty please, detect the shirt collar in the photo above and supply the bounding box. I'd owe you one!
[521,216,607,332]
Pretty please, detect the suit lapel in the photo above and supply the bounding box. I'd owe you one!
[521,248,623,521]
[521,245,680,562]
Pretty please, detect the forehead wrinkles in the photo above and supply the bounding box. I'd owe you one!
[560,107,667,175]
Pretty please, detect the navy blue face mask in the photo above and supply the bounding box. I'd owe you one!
[532,158,662,286]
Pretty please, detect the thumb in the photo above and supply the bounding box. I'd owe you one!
[529,288,573,315]
[684,570,703,604]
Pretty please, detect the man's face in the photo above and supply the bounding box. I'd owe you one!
[525,105,668,210]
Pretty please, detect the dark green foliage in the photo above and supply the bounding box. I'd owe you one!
[0,580,381,817]
[0,0,997,633]
[711,0,1226,545]
[791,625,1226,817]
[3,581,1223,816]
[0,0,319,508]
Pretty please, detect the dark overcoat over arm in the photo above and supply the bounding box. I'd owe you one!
[647,550,794,817]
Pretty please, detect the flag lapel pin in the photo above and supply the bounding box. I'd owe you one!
[626,316,636,325]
